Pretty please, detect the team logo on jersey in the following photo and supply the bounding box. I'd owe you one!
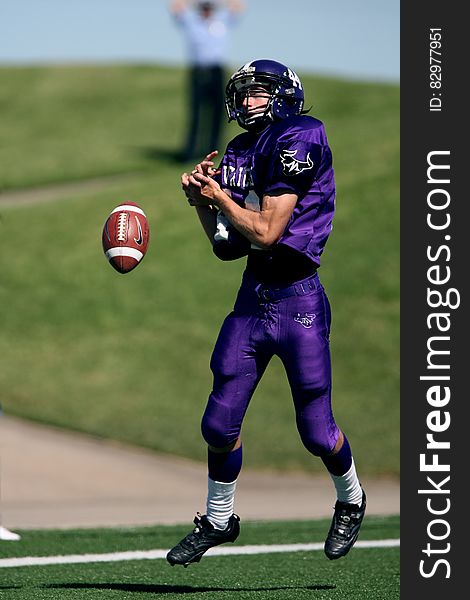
[280,150,314,176]
[222,164,252,188]
[293,312,316,328]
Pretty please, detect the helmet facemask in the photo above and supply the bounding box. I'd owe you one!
[226,76,278,131]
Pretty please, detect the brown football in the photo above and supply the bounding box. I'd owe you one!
[102,202,150,273]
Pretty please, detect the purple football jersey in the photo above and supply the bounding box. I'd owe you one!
[214,114,336,267]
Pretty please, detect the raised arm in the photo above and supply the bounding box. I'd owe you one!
[227,0,245,14]
[169,0,189,16]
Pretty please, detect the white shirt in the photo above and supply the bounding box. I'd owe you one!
[173,9,238,66]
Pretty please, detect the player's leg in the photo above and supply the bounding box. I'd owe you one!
[166,437,243,566]
[200,279,274,528]
[182,66,203,162]
[167,306,271,567]
[205,437,242,530]
[277,277,365,559]
[207,65,225,152]
[320,430,366,559]
[204,308,271,519]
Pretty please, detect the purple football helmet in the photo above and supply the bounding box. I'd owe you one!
[225,59,305,130]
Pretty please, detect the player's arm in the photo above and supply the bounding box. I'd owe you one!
[190,167,297,249]
[227,0,245,14]
[194,205,218,243]
[181,151,220,244]
[216,190,296,249]
[182,170,218,244]
[169,1,189,16]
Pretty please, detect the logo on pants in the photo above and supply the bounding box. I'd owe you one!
[294,313,316,328]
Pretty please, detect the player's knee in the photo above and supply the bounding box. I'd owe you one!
[201,409,238,449]
[210,353,237,381]
[299,431,336,457]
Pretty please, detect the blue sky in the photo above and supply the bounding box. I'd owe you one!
[1,0,399,82]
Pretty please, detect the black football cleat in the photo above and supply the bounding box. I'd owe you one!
[166,513,240,567]
[324,489,366,560]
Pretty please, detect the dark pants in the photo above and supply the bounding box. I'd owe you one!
[201,271,340,456]
[183,65,225,162]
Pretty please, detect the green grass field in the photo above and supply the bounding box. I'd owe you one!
[0,64,399,476]
[0,517,399,599]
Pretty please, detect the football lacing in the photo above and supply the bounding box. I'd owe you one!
[117,212,128,242]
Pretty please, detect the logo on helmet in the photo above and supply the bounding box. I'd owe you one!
[280,150,314,176]
[238,63,256,75]
[286,68,303,90]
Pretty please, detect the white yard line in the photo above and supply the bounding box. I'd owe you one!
[0,539,400,568]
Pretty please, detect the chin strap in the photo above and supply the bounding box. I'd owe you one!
[238,113,273,132]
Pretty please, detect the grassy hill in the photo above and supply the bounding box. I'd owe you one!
[0,65,399,476]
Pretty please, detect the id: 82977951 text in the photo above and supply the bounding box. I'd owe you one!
[429,28,442,112]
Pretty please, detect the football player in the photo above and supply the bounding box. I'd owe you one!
[167,59,366,567]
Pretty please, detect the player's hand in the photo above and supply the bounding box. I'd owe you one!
[182,151,221,206]
[190,163,223,205]
[181,171,210,206]
[197,150,220,177]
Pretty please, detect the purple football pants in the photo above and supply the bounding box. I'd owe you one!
[201,270,340,457]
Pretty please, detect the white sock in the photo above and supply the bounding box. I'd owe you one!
[206,477,237,530]
[329,459,363,505]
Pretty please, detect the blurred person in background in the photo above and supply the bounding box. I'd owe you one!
[166,59,366,568]
[169,0,245,162]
